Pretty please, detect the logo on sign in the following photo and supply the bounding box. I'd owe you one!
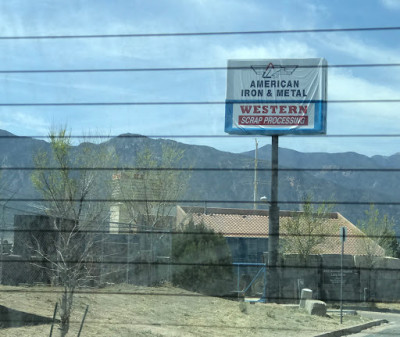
[251,63,298,78]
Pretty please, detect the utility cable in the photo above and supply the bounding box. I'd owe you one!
[0,63,400,74]
[1,198,399,206]
[0,26,399,40]
[2,133,400,139]
[0,99,398,107]
[2,167,400,172]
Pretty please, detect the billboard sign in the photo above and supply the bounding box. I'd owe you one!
[225,58,327,135]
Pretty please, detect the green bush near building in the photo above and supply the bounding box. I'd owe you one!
[172,220,234,296]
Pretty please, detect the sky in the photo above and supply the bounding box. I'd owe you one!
[0,0,400,156]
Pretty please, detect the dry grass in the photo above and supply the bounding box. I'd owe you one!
[0,284,371,336]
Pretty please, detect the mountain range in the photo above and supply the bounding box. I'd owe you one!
[1,129,399,240]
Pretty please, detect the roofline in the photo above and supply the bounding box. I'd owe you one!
[177,205,340,219]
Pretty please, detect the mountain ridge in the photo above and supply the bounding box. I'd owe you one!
[0,130,399,238]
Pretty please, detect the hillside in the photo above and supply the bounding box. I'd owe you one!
[0,130,399,238]
[241,145,400,231]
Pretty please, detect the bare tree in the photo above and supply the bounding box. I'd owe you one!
[0,184,19,284]
[31,128,115,336]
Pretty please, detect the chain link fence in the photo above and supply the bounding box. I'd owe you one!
[2,212,400,303]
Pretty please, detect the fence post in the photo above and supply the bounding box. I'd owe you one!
[77,305,89,337]
[49,302,58,337]
[126,233,130,284]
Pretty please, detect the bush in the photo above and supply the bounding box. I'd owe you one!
[172,220,233,296]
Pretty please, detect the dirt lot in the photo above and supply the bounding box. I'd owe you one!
[0,284,371,336]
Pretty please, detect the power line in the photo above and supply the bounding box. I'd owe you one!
[6,226,400,240]
[2,133,400,139]
[0,258,398,269]
[1,202,47,217]
[0,99,398,107]
[1,198,398,206]
[4,202,399,240]
[0,26,399,40]
[0,62,400,74]
[3,167,400,172]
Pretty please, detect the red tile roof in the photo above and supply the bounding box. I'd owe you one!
[177,206,385,256]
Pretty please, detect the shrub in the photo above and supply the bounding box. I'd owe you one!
[172,220,233,296]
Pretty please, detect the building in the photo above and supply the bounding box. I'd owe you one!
[10,215,80,285]
[176,206,393,302]
[176,206,385,263]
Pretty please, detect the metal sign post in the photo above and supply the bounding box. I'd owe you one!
[224,58,328,303]
[340,226,347,324]
[267,135,280,301]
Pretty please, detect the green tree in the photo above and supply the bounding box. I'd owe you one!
[31,127,116,336]
[358,205,400,261]
[283,196,334,261]
[112,144,190,284]
[117,143,189,229]
[172,220,233,296]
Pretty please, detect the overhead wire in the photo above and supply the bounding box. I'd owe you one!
[0,99,398,107]
[0,62,399,74]
[0,198,398,206]
[2,133,400,139]
[0,25,399,39]
[0,26,399,317]
[5,224,400,241]
[3,167,400,172]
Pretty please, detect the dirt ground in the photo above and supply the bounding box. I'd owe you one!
[0,284,371,336]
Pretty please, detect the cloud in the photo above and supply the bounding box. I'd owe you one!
[0,0,398,158]
[0,111,49,135]
[212,38,318,63]
[380,0,400,9]
[329,69,400,101]
[4,75,134,97]
[317,33,400,64]
[325,69,400,145]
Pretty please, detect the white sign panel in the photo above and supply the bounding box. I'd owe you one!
[225,58,327,135]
